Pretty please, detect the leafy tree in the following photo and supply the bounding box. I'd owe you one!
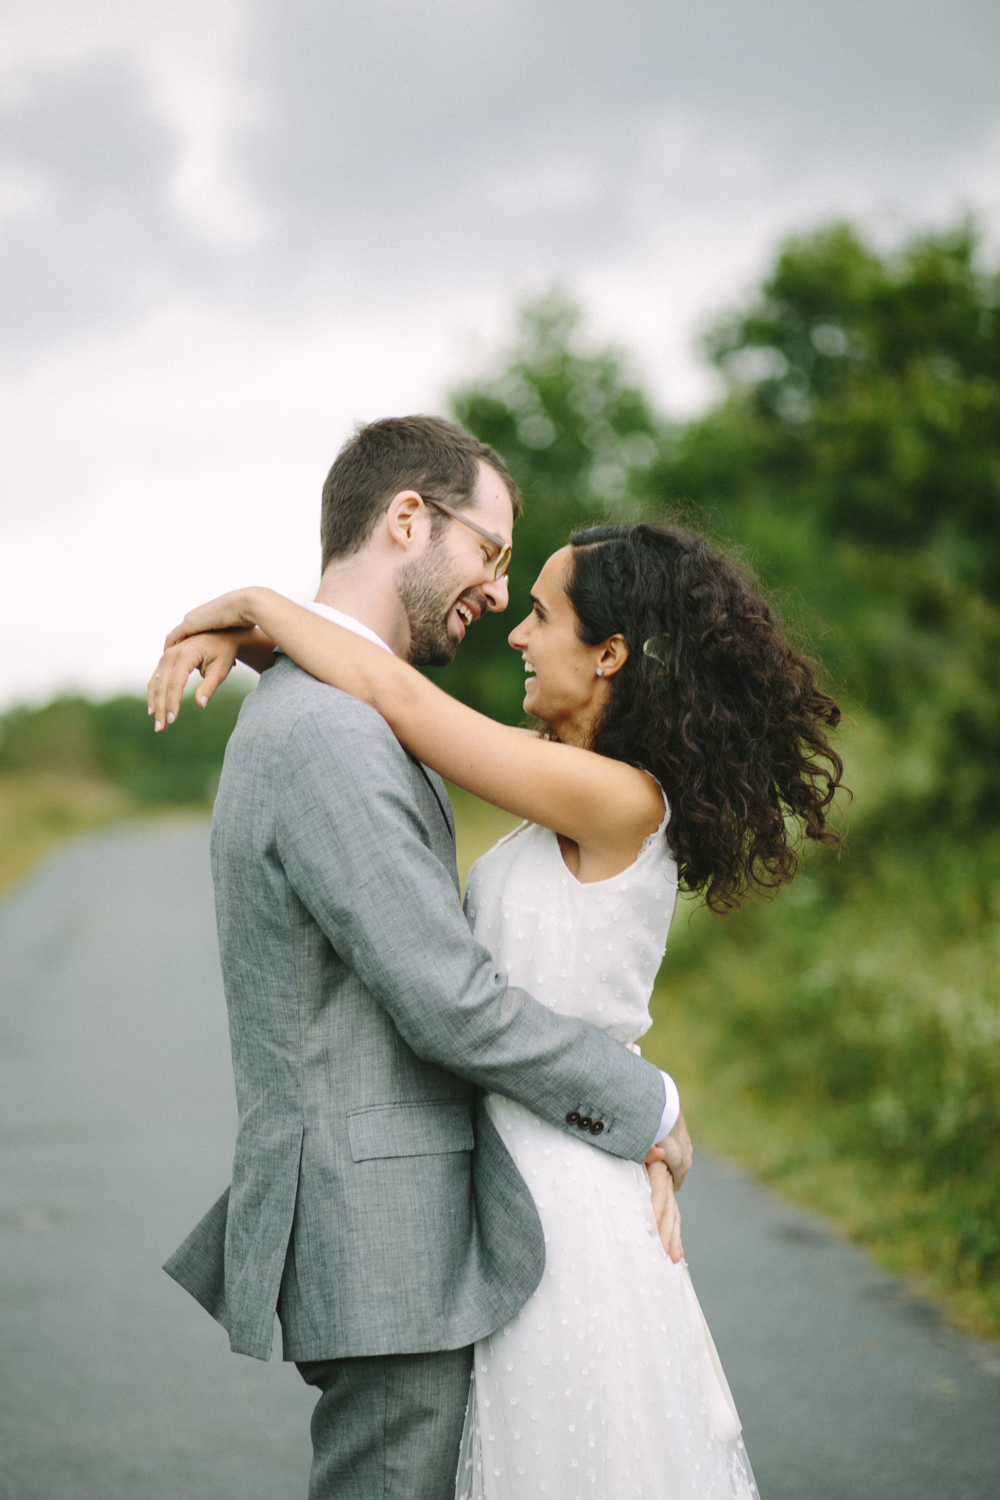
[657,221,1000,832]
[435,292,664,722]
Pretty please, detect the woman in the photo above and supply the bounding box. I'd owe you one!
[151,521,844,1498]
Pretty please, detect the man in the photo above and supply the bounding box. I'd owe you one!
[156,416,691,1499]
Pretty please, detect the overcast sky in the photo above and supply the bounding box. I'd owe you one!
[2,0,999,705]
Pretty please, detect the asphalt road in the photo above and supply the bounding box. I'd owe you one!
[0,823,997,1499]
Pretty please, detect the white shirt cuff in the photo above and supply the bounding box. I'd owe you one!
[654,1071,681,1144]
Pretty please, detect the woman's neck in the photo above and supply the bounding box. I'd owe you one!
[544,714,594,751]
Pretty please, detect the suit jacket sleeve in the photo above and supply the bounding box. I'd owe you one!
[273,689,665,1163]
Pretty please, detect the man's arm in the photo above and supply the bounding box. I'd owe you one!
[274,689,669,1164]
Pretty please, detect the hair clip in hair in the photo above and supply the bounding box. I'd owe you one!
[643,634,670,668]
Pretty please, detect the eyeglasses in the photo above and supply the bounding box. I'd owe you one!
[420,496,512,581]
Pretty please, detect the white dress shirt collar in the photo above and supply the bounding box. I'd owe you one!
[306,601,394,655]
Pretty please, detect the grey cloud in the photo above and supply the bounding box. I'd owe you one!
[0,52,194,351]
[235,0,1000,198]
[224,0,1000,300]
[1,2,998,354]
[240,0,1000,180]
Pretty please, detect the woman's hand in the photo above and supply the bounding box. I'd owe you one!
[645,1150,684,1263]
[147,633,242,730]
[149,587,281,730]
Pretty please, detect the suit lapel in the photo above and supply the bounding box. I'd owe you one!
[412,758,456,844]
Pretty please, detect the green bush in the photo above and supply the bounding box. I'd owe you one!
[0,687,249,805]
[657,826,1000,1291]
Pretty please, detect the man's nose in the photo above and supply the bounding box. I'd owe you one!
[482,575,509,613]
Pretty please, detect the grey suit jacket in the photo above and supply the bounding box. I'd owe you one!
[164,656,665,1361]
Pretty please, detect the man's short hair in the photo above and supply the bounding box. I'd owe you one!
[320,415,522,570]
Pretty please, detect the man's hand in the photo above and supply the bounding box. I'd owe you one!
[645,1152,683,1263]
[660,1109,693,1192]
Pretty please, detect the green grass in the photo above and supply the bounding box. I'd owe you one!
[638,844,1000,1342]
[0,772,142,898]
[0,687,243,899]
[642,979,1000,1340]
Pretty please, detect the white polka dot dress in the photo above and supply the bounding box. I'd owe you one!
[456,812,759,1500]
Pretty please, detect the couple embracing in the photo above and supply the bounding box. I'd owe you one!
[152,415,843,1499]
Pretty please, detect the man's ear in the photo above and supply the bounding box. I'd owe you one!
[385,491,427,552]
[598,634,630,678]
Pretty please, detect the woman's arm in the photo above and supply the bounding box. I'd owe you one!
[156,588,664,860]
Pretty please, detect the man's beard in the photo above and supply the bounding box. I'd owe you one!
[396,543,464,667]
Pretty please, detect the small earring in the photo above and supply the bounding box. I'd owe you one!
[595,667,604,677]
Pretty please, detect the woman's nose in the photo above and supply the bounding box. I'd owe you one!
[508,614,531,649]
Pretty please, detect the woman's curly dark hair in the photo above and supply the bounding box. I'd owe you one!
[565,522,845,913]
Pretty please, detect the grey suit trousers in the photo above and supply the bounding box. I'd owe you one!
[297,1346,473,1499]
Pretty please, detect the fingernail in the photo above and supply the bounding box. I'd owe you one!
[155,721,163,732]
[147,705,153,715]
[166,712,175,724]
